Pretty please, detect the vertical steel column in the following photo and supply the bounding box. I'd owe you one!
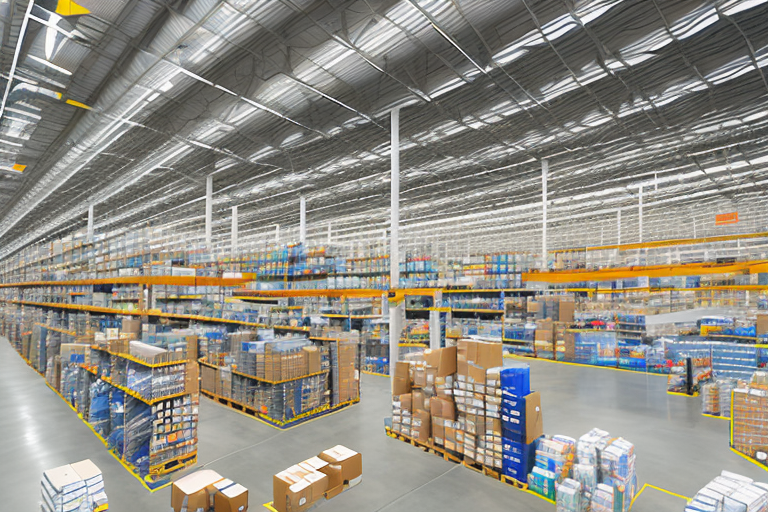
[300,196,306,245]
[275,224,280,244]
[541,159,548,270]
[87,205,94,243]
[638,186,643,243]
[389,108,401,382]
[617,209,621,245]
[205,175,213,247]
[231,205,238,254]
[327,223,332,243]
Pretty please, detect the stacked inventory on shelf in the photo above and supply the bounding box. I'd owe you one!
[0,306,199,486]
[685,471,768,511]
[199,329,359,428]
[732,371,768,465]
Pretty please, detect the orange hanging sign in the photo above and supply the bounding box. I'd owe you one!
[716,212,738,226]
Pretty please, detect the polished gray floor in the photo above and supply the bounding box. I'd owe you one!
[1,338,765,512]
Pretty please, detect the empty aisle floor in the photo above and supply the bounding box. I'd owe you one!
[1,338,765,511]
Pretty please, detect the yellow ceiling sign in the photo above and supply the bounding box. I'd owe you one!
[65,99,92,110]
[56,0,90,16]
[12,163,26,172]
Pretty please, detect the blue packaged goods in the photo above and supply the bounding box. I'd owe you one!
[500,365,531,398]
[501,437,537,483]
[590,483,614,512]
[528,467,557,500]
[557,478,585,512]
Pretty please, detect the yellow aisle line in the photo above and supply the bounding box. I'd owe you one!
[263,501,278,511]
[504,353,667,377]
[644,484,691,501]
[362,370,390,377]
[630,483,648,508]
[702,413,730,421]
[730,447,768,472]
[521,488,555,504]
[667,391,699,398]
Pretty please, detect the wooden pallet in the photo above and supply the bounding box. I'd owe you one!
[501,474,528,490]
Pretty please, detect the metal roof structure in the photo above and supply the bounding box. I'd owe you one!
[1,0,768,258]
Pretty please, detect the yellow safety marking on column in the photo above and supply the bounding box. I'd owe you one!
[730,447,768,472]
[65,99,92,110]
[11,163,26,172]
[56,0,90,16]
[362,370,390,377]
[702,413,730,421]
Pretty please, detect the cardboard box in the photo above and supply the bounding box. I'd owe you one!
[393,362,411,396]
[431,397,456,420]
[400,394,412,412]
[758,314,768,336]
[303,346,321,374]
[273,465,328,512]
[502,392,544,444]
[215,483,248,512]
[171,470,224,512]
[412,409,431,443]
[412,390,425,412]
[558,300,575,323]
[423,346,457,377]
[317,445,362,485]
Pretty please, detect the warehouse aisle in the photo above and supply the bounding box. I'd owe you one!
[3,337,766,512]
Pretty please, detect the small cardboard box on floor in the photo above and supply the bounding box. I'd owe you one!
[171,469,249,512]
[273,445,362,512]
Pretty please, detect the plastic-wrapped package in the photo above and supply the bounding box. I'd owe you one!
[701,381,720,415]
[577,428,612,467]
[88,380,111,438]
[572,463,598,494]
[590,483,614,512]
[528,467,557,500]
[123,399,152,476]
[107,390,125,457]
[557,478,585,512]
[536,437,575,480]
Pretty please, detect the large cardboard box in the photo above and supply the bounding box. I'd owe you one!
[758,314,768,336]
[558,300,575,323]
[214,483,248,512]
[411,390,425,412]
[317,445,362,485]
[393,361,411,396]
[457,340,503,384]
[423,346,457,377]
[502,392,544,444]
[301,457,343,499]
[171,470,224,512]
[303,346,321,374]
[273,465,328,512]
[431,397,456,420]
[412,409,431,443]
[563,331,576,361]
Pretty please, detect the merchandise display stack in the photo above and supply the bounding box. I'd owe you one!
[170,469,249,512]
[685,471,768,511]
[732,371,768,466]
[41,459,108,512]
[199,329,360,428]
[701,378,737,418]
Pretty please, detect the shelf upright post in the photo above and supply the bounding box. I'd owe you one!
[87,205,94,243]
[617,209,621,245]
[638,185,643,243]
[275,224,280,245]
[300,196,306,245]
[205,175,213,247]
[389,108,401,381]
[541,159,548,271]
[231,205,238,255]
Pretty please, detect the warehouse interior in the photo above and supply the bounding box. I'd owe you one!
[3,0,768,511]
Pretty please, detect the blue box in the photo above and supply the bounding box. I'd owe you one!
[501,458,528,483]
[501,394,526,413]
[500,366,530,398]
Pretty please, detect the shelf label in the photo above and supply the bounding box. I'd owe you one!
[715,212,738,225]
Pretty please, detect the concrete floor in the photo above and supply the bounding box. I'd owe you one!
[2,338,766,512]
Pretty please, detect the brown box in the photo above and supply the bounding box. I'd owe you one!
[431,397,456,420]
[522,392,544,444]
[423,346,457,377]
[317,445,362,485]
[758,314,768,335]
[432,417,445,445]
[412,409,431,443]
[121,318,142,337]
[214,483,249,512]
[273,468,327,512]
[303,346,321,374]
[201,364,218,395]
[412,390,425,412]
[171,470,224,512]
[563,331,576,361]
[393,361,411,396]
[527,300,540,313]
[558,300,575,323]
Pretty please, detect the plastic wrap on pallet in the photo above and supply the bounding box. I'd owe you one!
[124,399,152,476]
[556,478,585,512]
[88,380,111,438]
[685,471,768,512]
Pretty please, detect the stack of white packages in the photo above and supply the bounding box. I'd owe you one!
[41,460,108,512]
[556,478,586,512]
[685,471,768,512]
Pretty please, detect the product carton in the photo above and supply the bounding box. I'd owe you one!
[758,314,768,336]
[317,445,362,487]
[273,465,328,512]
[214,484,248,512]
[558,300,575,323]
[412,409,431,443]
[423,346,457,377]
[431,397,456,420]
[393,362,411,396]
[303,346,321,374]
[412,390,425,412]
[502,392,544,444]
[171,470,224,512]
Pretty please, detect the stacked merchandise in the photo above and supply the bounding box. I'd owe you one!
[272,445,362,512]
[524,428,638,511]
[170,469,249,512]
[500,364,543,484]
[685,471,768,511]
[41,459,108,512]
[732,371,768,462]
[564,330,617,367]
[701,378,737,417]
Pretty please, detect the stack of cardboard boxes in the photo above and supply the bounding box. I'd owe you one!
[531,298,575,360]
[171,470,249,512]
[42,459,108,512]
[335,339,359,404]
[732,371,768,459]
[391,340,519,472]
[272,445,362,512]
[500,365,544,483]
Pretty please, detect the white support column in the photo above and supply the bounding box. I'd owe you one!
[389,108,401,378]
[327,223,332,244]
[617,209,621,245]
[390,108,400,287]
[638,186,643,243]
[300,196,306,245]
[205,175,213,247]
[87,205,94,243]
[275,224,280,244]
[429,290,443,350]
[231,205,238,254]
[541,159,548,270]
[693,217,697,239]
